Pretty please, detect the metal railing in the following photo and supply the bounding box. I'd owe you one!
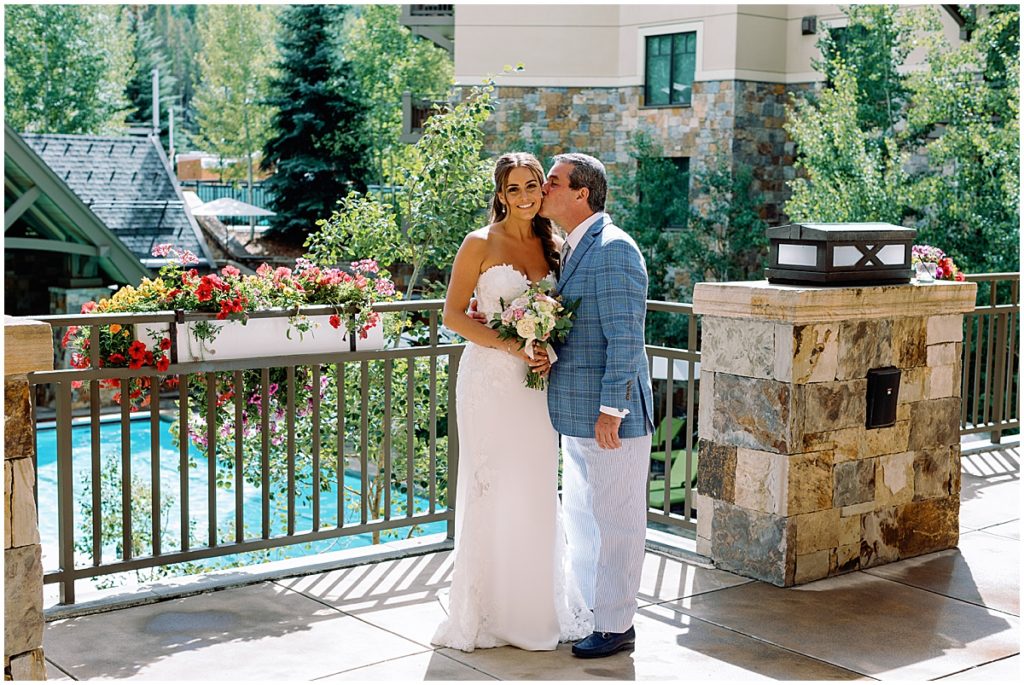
[962,273,1020,441]
[27,301,698,605]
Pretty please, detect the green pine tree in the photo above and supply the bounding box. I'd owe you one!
[261,5,370,243]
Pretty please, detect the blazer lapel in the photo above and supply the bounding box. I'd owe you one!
[557,215,608,290]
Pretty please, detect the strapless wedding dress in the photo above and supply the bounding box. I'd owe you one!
[432,264,592,652]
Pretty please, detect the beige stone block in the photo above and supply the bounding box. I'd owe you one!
[4,545,43,657]
[876,451,915,506]
[837,319,893,380]
[861,505,900,568]
[696,536,712,557]
[897,402,912,422]
[734,448,788,515]
[913,447,956,500]
[908,398,960,450]
[695,492,713,540]
[794,508,839,555]
[927,342,960,367]
[840,501,877,517]
[698,371,715,441]
[833,421,910,462]
[800,379,866,433]
[795,550,829,584]
[892,317,927,368]
[926,364,959,399]
[3,317,54,376]
[787,451,833,515]
[702,316,775,378]
[900,366,927,403]
[832,543,861,574]
[927,313,964,344]
[4,378,35,461]
[8,648,45,681]
[836,511,862,546]
[775,323,839,384]
[693,279,976,325]
[8,458,40,548]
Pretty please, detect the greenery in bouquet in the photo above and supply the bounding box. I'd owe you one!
[911,244,966,282]
[489,280,579,390]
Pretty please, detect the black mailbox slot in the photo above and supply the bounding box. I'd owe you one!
[866,366,901,429]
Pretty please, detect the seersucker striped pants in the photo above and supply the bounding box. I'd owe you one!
[561,434,650,633]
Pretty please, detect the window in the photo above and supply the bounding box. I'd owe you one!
[645,32,696,107]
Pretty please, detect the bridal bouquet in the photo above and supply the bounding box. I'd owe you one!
[489,280,578,390]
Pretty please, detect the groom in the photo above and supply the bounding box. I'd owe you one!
[541,153,654,658]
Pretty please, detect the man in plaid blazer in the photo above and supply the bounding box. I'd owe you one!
[541,153,654,658]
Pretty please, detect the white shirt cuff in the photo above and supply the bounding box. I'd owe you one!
[599,405,630,418]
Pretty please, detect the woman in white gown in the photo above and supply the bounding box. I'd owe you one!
[432,153,592,652]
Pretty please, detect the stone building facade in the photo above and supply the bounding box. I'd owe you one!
[482,79,818,226]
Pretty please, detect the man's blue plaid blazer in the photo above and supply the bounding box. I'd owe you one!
[548,214,654,439]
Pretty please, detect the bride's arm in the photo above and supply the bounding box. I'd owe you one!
[444,233,540,365]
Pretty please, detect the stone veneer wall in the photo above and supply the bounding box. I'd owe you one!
[4,317,52,680]
[481,80,817,225]
[691,281,977,587]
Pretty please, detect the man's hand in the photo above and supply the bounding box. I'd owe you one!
[594,412,622,450]
[467,298,487,324]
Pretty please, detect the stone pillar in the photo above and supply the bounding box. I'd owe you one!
[693,281,976,587]
[4,317,53,680]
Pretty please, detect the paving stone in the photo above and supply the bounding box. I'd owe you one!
[43,583,424,680]
[669,571,1020,680]
[320,650,494,681]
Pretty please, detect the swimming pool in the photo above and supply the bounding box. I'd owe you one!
[35,418,447,577]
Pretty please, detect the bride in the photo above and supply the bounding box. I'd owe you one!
[432,152,592,651]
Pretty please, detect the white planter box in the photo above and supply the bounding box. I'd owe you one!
[136,315,385,362]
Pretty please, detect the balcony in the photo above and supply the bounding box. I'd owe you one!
[7,274,1020,679]
[399,4,454,55]
[36,447,1024,679]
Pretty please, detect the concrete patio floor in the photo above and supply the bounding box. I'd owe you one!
[43,443,1019,681]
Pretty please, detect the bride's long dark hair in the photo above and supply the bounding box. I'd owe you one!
[489,152,560,274]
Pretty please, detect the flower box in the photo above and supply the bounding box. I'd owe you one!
[136,315,385,363]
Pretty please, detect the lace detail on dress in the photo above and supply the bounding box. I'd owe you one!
[431,264,591,653]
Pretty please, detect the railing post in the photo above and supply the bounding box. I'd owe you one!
[4,316,53,678]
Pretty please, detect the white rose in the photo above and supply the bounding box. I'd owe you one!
[516,317,537,339]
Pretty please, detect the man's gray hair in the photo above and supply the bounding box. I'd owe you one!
[553,152,607,213]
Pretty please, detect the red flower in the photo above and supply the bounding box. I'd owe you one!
[329,314,342,329]
[71,380,84,390]
[955,272,966,282]
[144,351,155,366]
[128,357,144,370]
[155,356,170,372]
[160,338,172,350]
[80,301,97,314]
[107,353,126,365]
[128,340,148,359]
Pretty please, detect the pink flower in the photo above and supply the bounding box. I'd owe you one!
[375,279,396,296]
[256,263,273,277]
[274,266,292,281]
[178,250,200,265]
[80,301,97,314]
[221,265,240,277]
[152,243,173,257]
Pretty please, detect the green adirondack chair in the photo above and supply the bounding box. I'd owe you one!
[648,449,698,510]
[650,416,686,459]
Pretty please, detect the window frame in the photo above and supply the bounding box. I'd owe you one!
[638,22,702,109]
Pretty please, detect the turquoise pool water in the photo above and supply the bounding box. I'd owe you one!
[35,418,446,574]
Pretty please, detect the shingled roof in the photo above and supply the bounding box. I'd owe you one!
[20,133,216,269]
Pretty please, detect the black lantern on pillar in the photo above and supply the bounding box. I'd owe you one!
[766,222,916,286]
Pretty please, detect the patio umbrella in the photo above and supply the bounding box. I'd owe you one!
[190,197,275,217]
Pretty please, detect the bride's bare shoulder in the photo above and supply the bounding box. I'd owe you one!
[461,223,502,250]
